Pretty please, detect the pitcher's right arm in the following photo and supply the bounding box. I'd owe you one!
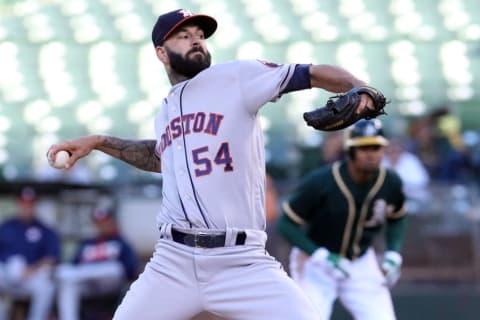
[47,135,161,173]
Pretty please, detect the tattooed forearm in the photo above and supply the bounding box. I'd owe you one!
[99,137,161,172]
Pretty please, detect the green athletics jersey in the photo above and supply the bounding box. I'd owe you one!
[282,160,406,260]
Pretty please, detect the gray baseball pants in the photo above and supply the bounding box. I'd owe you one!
[113,224,319,319]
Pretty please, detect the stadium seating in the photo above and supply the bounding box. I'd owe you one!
[0,0,479,181]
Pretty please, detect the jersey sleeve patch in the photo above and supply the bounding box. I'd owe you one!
[257,59,281,68]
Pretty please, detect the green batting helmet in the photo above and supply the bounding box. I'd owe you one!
[344,119,389,149]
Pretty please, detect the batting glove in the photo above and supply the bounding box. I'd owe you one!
[310,247,351,280]
[381,251,402,287]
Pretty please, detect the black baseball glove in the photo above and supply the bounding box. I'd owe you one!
[303,86,388,131]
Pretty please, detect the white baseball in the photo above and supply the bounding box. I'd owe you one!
[49,150,70,169]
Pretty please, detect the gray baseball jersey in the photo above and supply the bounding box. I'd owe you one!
[114,60,319,320]
[154,60,296,230]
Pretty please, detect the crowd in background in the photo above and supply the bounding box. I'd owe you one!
[315,108,476,182]
[0,187,138,320]
[295,106,480,201]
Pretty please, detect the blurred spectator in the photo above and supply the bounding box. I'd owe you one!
[56,205,138,320]
[409,107,469,183]
[0,187,60,320]
[462,130,480,182]
[383,136,431,213]
[321,131,344,164]
[298,131,345,176]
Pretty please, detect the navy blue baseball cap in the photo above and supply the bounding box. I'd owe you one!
[17,187,36,204]
[151,9,217,47]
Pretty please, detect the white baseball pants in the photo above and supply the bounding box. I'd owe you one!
[290,248,396,320]
[0,261,55,320]
[56,261,126,320]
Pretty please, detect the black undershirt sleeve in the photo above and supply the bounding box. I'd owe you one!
[281,64,312,94]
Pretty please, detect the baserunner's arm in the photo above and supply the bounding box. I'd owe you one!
[277,214,318,255]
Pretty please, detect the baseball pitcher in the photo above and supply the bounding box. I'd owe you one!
[278,119,407,320]
[47,9,387,320]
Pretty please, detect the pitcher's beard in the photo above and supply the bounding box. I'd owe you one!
[166,47,211,79]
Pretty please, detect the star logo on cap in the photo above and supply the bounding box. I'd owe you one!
[179,9,193,17]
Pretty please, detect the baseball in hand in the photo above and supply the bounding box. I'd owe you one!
[49,150,70,169]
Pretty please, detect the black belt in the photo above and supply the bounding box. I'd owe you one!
[171,228,246,248]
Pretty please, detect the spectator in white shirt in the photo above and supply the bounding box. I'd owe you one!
[382,137,431,214]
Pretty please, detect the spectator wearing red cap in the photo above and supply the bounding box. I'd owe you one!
[0,187,60,320]
[56,205,138,320]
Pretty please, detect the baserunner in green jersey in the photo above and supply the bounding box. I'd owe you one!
[278,119,407,320]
